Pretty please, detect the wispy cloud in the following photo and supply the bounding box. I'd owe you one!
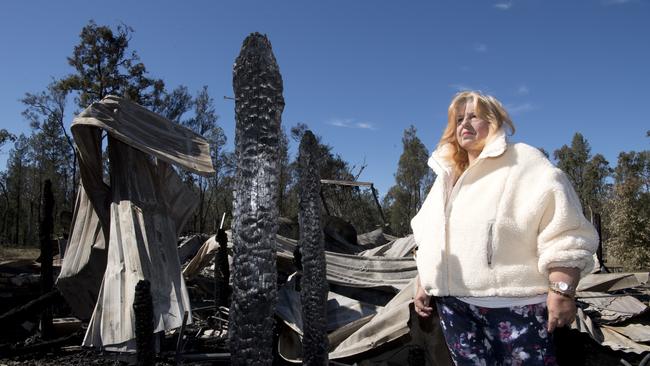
[494,1,513,10]
[506,102,535,115]
[516,85,530,95]
[602,0,636,5]
[327,118,376,130]
[474,43,488,53]
[449,83,477,92]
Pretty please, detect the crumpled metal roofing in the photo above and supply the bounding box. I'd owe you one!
[58,96,213,350]
[572,272,650,354]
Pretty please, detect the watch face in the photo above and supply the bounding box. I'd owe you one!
[558,282,569,291]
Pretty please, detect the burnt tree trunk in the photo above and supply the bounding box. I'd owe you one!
[133,280,155,366]
[39,179,54,339]
[229,32,284,366]
[215,228,230,308]
[297,131,329,365]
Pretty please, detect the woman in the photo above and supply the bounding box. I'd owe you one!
[412,91,597,365]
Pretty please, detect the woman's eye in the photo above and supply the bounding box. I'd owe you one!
[456,117,464,124]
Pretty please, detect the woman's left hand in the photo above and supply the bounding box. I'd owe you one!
[547,267,579,333]
[546,288,577,333]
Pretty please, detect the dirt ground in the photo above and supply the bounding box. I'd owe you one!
[0,246,40,261]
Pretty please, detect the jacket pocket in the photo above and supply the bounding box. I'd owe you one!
[486,220,495,268]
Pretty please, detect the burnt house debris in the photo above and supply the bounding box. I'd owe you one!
[1,32,649,366]
[58,94,214,351]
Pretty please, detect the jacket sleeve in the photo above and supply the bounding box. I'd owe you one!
[536,169,599,278]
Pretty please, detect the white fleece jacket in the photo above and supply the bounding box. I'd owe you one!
[411,129,598,297]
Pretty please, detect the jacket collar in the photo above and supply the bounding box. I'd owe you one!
[428,127,508,177]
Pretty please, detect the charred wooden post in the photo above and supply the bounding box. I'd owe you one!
[298,131,329,365]
[133,279,155,366]
[39,179,54,339]
[215,228,230,308]
[593,213,609,273]
[229,32,284,366]
[293,243,303,291]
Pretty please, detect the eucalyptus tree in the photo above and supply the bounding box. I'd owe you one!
[22,82,75,210]
[4,135,32,244]
[607,150,650,269]
[0,129,14,150]
[182,86,225,233]
[58,20,164,110]
[553,133,610,215]
[384,125,432,236]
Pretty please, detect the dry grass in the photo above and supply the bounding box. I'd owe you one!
[0,246,41,261]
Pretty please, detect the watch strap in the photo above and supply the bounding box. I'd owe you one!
[549,281,576,298]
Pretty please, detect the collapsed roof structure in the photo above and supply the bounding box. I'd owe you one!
[57,95,214,351]
[181,228,650,364]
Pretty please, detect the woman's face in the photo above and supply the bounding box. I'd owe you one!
[455,101,490,157]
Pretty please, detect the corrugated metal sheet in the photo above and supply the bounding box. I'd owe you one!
[276,235,417,291]
[57,96,214,349]
[579,292,648,324]
[578,272,648,292]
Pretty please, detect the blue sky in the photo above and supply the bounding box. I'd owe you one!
[1,0,648,196]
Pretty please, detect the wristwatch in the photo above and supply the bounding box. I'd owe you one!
[549,281,576,298]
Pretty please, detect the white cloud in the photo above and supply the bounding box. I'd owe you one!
[328,118,353,127]
[494,1,513,10]
[506,102,535,115]
[516,85,530,95]
[449,83,476,92]
[474,43,488,53]
[327,118,375,130]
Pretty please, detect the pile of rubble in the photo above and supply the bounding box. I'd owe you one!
[1,224,649,365]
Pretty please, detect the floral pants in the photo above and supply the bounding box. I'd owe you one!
[434,296,557,366]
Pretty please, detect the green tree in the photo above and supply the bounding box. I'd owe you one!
[0,129,15,151]
[59,20,164,109]
[22,81,75,208]
[384,125,433,236]
[286,124,380,232]
[180,86,227,233]
[290,123,354,182]
[152,85,193,122]
[606,150,650,269]
[554,133,610,215]
[4,135,33,245]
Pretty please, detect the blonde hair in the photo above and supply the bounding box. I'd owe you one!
[438,91,516,177]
